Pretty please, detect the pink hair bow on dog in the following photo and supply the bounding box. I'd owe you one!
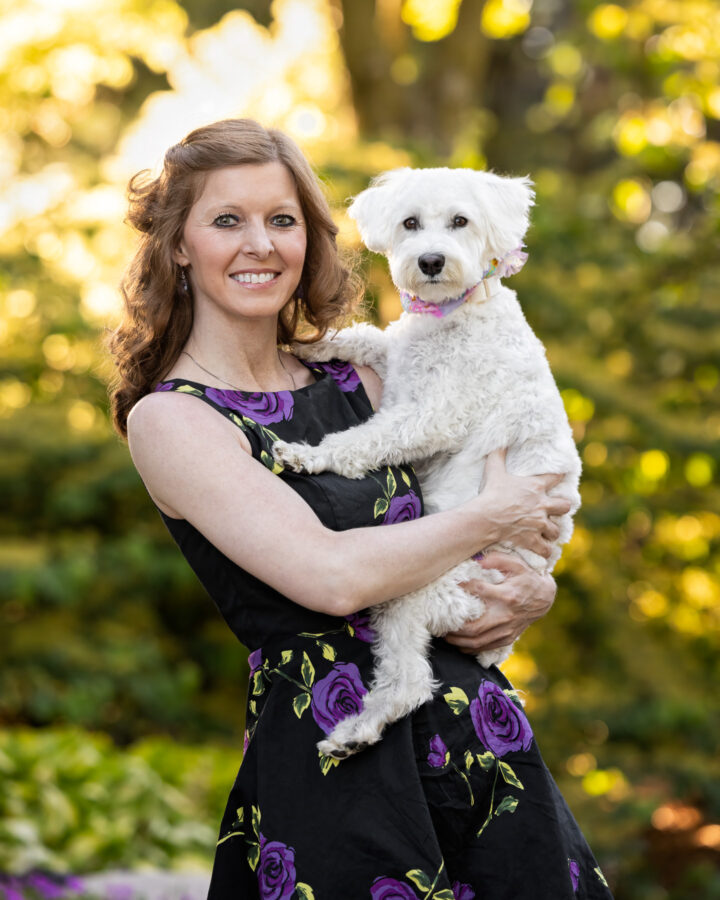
[400,245,528,318]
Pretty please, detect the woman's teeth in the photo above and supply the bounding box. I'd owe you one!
[231,272,277,284]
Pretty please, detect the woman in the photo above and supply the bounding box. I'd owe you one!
[110,119,612,899]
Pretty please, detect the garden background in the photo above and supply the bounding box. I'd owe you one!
[1,0,719,897]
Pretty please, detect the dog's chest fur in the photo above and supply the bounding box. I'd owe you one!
[380,287,576,514]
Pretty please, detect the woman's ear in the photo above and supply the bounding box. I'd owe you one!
[172,244,190,267]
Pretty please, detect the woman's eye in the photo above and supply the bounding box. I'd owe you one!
[403,217,419,230]
[213,213,239,227]
[452,215,468,228]
[271,214,296,227]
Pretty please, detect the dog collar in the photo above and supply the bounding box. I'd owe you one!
[399,245,528,318]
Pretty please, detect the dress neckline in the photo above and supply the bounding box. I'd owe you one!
[155,359,326,397]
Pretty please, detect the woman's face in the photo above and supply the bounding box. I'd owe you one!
[174,162,307,325]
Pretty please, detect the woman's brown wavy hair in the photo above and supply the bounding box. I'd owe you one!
[108,118,360,437]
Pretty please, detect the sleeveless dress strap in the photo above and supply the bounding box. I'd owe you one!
[153,380,282,473]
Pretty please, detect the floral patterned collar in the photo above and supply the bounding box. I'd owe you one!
[399,245,528,319]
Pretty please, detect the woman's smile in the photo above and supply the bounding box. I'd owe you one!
[230,271,279,287]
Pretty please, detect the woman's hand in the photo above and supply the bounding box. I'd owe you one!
[444,552,557,654]
[475,449,571,558]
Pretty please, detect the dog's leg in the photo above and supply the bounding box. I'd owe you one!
[318,595,436,759]
[318,561,484,759]
[274,401,470,478]
[292,322,390,378]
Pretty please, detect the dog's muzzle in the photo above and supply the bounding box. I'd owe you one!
[418,253,445,277]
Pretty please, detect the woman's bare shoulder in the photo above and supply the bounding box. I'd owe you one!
[127,390,254,517]
[128,389,208,439]
[127,390,251,459]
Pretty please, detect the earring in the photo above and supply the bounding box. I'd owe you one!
[179,266,189,293]
[295,282,304,300]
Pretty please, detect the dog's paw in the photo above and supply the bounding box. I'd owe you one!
[476,642,513,669]
[317,736,370,760]
[274,439,372,479]
[272,440,316,473]
[317,716,383,759]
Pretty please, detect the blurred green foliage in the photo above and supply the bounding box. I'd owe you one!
[1,0,719,895]
[0,727,237,872]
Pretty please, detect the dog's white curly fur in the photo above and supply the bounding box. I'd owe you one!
[273,167,582,760]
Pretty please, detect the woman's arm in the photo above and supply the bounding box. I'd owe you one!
[354,364,382,410]
[445,552,557,653]
[127,392,569,617]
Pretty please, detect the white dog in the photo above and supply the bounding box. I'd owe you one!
[273,167,582,759]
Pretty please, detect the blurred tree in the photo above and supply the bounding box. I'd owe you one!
[182,0,271,29]
[334,0,493,156]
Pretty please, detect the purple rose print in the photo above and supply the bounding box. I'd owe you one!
[248,648,263,674]
[370,877,419,900]
[469,681,533,757]
[205,388,294,424]
[452,883,476,900]
[257,834,296,900]
[568,859,580,893]
[314,359,361,392]
[383,491,421,524]
[427,734,449,768]
[344,611,377,643]
[311,662,368,734]
[154,381,175,392]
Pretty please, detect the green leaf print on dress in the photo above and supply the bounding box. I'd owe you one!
[368,467,422,524]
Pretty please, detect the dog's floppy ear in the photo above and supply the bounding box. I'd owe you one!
[471,173,535,256]
[348,168,409,253]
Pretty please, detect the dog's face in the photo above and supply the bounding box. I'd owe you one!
[348,167,534,302]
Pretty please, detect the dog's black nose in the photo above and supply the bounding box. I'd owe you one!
[418,253,445,276]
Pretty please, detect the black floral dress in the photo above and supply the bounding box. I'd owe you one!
[154,360,613,900]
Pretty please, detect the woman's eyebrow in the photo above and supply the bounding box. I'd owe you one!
[204,200,303,212]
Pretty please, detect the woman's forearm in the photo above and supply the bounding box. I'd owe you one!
[294,450,567,616]
[314,502,499,615]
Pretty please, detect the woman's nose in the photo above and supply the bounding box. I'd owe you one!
[242,222,274,258]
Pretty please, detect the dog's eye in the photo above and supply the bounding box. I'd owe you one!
[402,217,419,231]
[452,215,468,228]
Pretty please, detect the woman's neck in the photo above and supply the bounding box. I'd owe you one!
[169,310,310,393]
[170,309,279,389]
